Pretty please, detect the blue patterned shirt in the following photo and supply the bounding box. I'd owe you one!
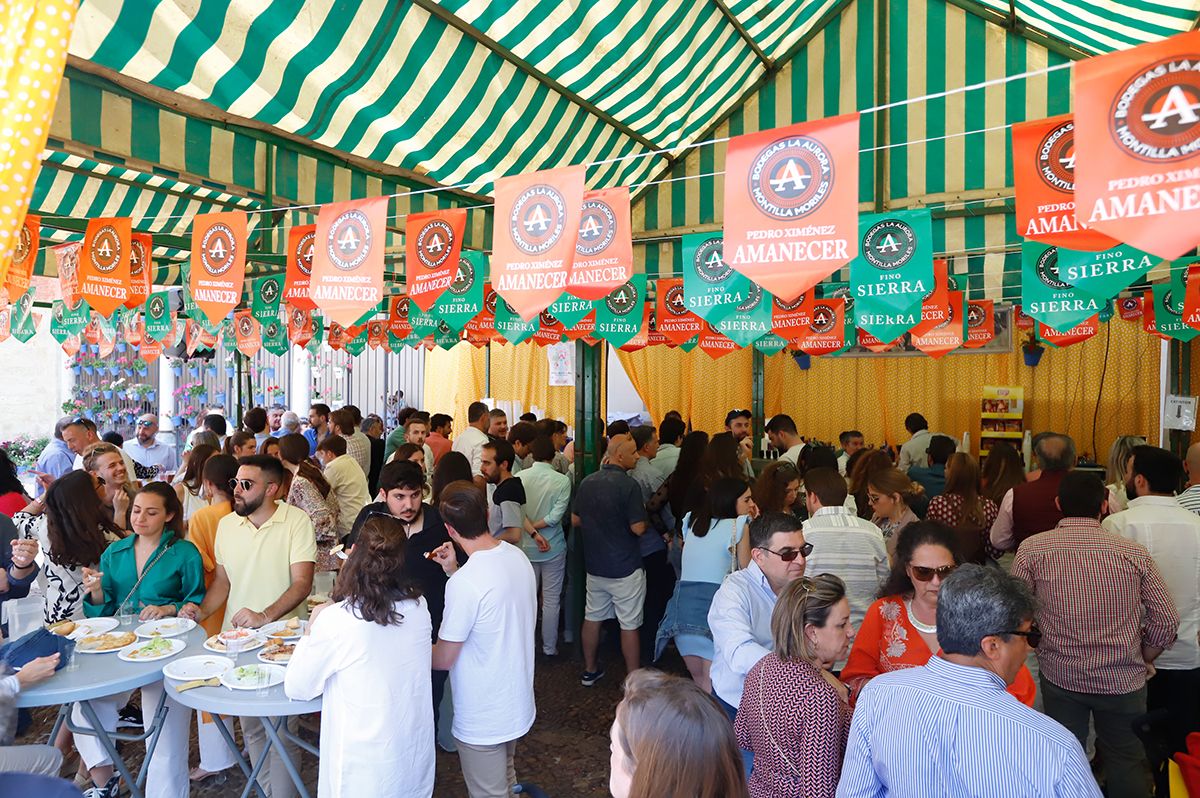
[836,655,1100,798]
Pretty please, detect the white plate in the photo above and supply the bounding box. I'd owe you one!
[162,655,233,681]
[258,619,305,640]
[76,631,140,654]
[118,637,187,663]
[203,635,266,654]
[135,618,196,638]
[66,618,119,640]
[257,644,295,664]
[220,663,286,691]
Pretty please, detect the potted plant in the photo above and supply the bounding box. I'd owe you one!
[169,358,184,377]
[267,385,285,403]
[1022,333,1045,367]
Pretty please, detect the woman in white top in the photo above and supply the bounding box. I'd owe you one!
[173,443,217,528]
[285,514,434,798]
[1105,435,1145,513]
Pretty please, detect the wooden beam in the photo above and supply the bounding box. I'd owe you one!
[711,0,772,68]
[409,0,664,155]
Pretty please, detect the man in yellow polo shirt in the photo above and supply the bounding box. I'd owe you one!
[181,454,315,798]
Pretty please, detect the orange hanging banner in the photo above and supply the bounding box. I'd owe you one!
[81,218,131,317]
[5,214,37,299]
[771,294,812,344]
[1118,295,1143,320]
[1074,30,1200,259]
[387,295,411,339]
[1011,115,1119,251]
[722,114,859,302]
[234,310,261,357]
[54,242,83,309]
[532,310,566,347]
[285,225,317,311]
[311,198,387,327]
[1014,305,1036,330]
[567,186,633,300]
[656,278,704,345]
[367,319,386,350]
[125,233,152,309]
[1039,316,1100,346]
[190,212,247,325]
[139,336,162,364]
[798,298,846,355]
[492,165,585,321]
[327,322,348,351]
[406,208,467,311]
[1184,263,1200,328]
[857,329,899,353]
[562,311,596,341]
[697,324,739,359]
[909,259,950,337]
[912,290,964,359]
[465,285,498,344]
[122,313,143,347]
[962,299,996,349]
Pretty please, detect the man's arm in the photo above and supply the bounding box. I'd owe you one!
[431,639,464,671]
[1138,556,1180,663]
[707,582,771,683]
[988,489,1016,552]
[183,564,231,622]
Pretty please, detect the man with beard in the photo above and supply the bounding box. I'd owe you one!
[180,455,315,798]
[346,461,461,733]
[123,413,179,478]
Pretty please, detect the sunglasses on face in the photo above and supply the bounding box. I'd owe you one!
[991,627,1042,648]
[136,420,155,428]
[757,542,814,562]
[229,478,256,492]
[909,564,956,582]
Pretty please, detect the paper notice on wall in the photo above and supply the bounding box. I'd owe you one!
[547,341,574,386]
[1165,394,1197,431]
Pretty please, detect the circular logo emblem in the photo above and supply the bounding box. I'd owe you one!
[863,219,918,271]
[14,224,33,266]
[935,299,957,330]
[369,321,383,337]
[1036,120,1076,191]
[265,321,281,339]
[773,294,806,312]
[295,230,315,276]
[539,310,560,328]
[90,225,123,274]
[326,210,373,271]
[129,237,147,279]
[437,320,452,335]
[415,220,455,270]
[576,199,617,256]
[1035,248,1070,290]
[606,281,639,317]
[394,298,410,321]
[148,295,166,319]
[664,284,689,317]
[1110,55,1200,163]
[1120,297,1140,312]
[831,285,854,314]
[810,303,837,334]
[509,184,567,255]
[448,257,476,297]
[237,316,254,337]
[260,279,280,304]
[484,289,498,315]
[748,135,834,220]
[736,282,763,313]
[200,224,237,276]
[693,239,731,284]
[1163,289,1184,316]
[966,303,987,329]
[291,308,307,328]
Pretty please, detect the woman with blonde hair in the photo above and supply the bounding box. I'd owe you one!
[736,574,854,798]
[926,452,999,564]
[867,467,924,560]
[1105,435,1146,513]
[609,669,748,798]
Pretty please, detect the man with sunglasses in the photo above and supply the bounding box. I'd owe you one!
[709,512,810,725]
[1013,471,1179,797]
[62,417,138,480]
[837,565,1101,797]
[122,414,178,478]
[180,455,315,798]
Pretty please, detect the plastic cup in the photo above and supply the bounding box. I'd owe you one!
[63,647,78,672]
[119,602,136,626]
[255,668,271,698]
[225,636,244,667]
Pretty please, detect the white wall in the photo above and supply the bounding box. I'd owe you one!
[0,314,67,441]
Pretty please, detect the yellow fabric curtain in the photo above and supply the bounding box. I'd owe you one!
[0,1,77,284]
[617,320,1160,462]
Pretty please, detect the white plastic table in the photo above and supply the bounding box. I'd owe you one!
[165,648,321,798]
[17,624,209,798]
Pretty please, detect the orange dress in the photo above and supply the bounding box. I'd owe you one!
[186,500,232,637]
[841,595,1037,707]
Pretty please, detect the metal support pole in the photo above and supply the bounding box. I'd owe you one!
[752,348,765,453]
[566,339,603,646]
[1167,339,1191,459]
[484,341,492,398]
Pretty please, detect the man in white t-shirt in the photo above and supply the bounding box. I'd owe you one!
[452,401,492,490]
[431,481,537,798]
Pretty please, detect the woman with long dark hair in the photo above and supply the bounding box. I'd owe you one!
[847,448,893,520]
[682,432,746,518]
[430,451,472,505]
[980,441,1025,506]
[926,452,999,564]
[285,514,434,798]
[0,448,30,516]
[278,433,339,571]
[13,469,123,624]
[174,443,217,528]
[752,461,801,515]
[655,477,756,691]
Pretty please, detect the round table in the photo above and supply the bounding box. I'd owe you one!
[165,647,321,798]
[18,624,209,798]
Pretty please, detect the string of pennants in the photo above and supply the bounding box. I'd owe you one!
[3,30,1200,362]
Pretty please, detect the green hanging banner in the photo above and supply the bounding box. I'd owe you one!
[1098,301,1115,323]
[9,287,33,333]
[682,233,753,325]
[678,336,699,353]
[261,318,289,356]
[181,265,224,334]
[594,273,646,349]
[52,298,90,337]
[344,328,368,356]
[306,316,324,354]
[821,283,858,356]
[494,297,539,345]
[850,209,932,343]
[1057,244,1158,304]
[407,304,441,341]
[144,292,173,342]
[714,281,771,346]
[387,332,407,351]
[548,293,595,329]
[432,250,486,333]
[1153,265,1200,342]
[434,320,461,350]
[1020,242,1105,332]
[753,333,790,354]
[251,276,284,327]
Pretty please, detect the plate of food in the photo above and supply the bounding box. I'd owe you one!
[162,655,233,681]
[118,637,186,662]
[76,631,138,653]
[135,618,196,639]
[220,663,286,691]
[258,642,295,664]
[305,594,330,612]
[259,618,305,641]
[203,630,265,654]
[49,618,120,640]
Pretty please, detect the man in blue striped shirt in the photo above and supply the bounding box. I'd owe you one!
[837,565,1100,798]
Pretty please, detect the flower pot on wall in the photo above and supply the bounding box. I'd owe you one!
[1023,346,1045,367]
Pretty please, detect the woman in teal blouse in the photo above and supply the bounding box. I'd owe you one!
[73,482,205,798]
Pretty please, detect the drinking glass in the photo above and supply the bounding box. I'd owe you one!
[225,636,244,668]
[119,601,136,627]
[255,667,272,698]
[62,646,78,672]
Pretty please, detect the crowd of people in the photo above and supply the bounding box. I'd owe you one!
[0,399,1197,798]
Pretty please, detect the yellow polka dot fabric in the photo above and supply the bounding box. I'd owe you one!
[0,1,77,288]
